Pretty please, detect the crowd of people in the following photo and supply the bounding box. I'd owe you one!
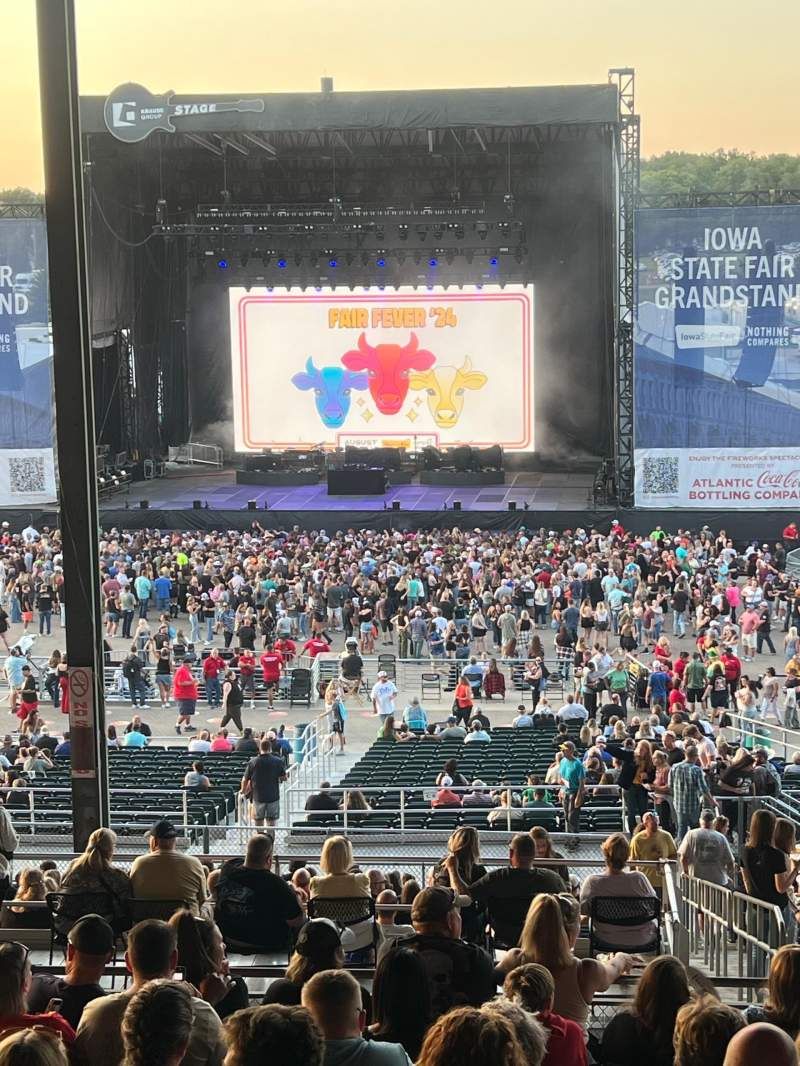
[0,818,794,1065]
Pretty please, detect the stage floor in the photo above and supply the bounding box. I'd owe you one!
[118,466,596,512]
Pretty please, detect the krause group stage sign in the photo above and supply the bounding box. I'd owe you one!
[634,206,800,507]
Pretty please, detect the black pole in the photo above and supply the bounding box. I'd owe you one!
[35,0,109,847]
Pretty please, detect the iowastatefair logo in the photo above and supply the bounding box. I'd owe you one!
[103,82,265,143]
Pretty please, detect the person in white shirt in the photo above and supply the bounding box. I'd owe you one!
[371,671,398,718]
[188,730,212,754]
[557,695,589,722]
[512,706,535,727]
[464,721,491,743]
[376,889,415,957]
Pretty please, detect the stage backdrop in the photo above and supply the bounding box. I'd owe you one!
[229,284,534,452]
[634,206,800,507]
[0,218,57,505]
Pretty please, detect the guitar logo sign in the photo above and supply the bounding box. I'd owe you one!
[103,82,265,143]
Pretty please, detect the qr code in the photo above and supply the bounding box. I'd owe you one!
[9,457,46,495]
[642,455,679,495]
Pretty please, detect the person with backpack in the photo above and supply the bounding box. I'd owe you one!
[122,646,149,709]
[384,887,498,1020]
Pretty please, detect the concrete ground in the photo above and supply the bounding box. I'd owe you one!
[4,616,792,751]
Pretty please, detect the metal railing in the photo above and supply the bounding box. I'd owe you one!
[722,709,800,762]
[679,871,786,981]
[284,781,623,833]
[167,442,224,467]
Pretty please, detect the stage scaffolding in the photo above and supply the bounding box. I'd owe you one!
[609,68,640,507]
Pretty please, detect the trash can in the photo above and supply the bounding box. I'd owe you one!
[293,723,308,764]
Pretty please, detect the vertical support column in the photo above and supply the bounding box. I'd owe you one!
[36,0,109,847]
[608,68,640,506]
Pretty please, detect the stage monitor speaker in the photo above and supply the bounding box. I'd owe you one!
[391,501,401,511]
[192,500,202,510]
[139,500,149,509]
[452,501,462,511]
[247,500,258,511]
[508,501,517,511]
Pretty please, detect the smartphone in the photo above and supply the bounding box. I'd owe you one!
[45,998,63,1014]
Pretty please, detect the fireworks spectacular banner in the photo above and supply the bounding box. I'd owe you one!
[229,284,534,452]
[634,206,800,508]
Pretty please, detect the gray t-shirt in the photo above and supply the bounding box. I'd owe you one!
[678,828,734,885]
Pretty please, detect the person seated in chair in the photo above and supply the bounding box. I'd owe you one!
[579,832,658,950]
[339,640,364,698]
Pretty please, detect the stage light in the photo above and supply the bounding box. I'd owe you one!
[489,257,498,266]
[428,257,438,268]
[376,257,386,268]
[329,258,338,268]
[277,258,287,269]
[475,223,488,239]
[397,225,409,240]
[217,258,229,270]
[240,252,249,268]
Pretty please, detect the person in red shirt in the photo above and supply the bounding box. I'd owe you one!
[302,636,331,659]
[503,962,587,1066]
[721,647,742,699]
[235,648,256,704]
[0,940,77,1046]
[172,655,199,734]
[782,522,798,543]
[668,684,687,714]
[259,643,284,710]
[274,636,297,664]
[672,651,689,683]
[202,648,225,708]
[210,729,233,752]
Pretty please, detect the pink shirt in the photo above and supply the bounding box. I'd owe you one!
[740,611,759,635]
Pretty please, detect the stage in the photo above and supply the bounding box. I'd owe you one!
[110,465,597,512]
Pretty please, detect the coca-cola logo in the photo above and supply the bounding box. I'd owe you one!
[757,470,800,489]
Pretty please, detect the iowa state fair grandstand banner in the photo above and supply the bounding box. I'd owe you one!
[634,206,800,508]
[0,218,56,506]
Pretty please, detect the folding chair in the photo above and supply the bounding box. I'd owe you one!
[587,895,661,956]
[307,895,378,964]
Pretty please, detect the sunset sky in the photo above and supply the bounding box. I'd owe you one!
[4,0,798,191]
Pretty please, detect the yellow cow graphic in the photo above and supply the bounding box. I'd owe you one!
[409,357,488,428]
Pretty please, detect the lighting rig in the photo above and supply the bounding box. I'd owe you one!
[153,198,530,284]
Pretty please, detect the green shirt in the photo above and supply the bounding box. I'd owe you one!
[608,668,628,692]
[685,661,706,688]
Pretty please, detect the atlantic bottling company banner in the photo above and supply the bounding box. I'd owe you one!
[229,284,534,452]
[0,218,57,505]
[634,206,800,508]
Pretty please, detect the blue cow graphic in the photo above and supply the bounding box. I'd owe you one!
[291,357,369,428]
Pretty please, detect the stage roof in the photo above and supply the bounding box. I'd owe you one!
[79,83,619,136]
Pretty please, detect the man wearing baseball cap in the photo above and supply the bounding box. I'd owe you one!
[370,670,397,719]
[28,913,113,1028]
[129,818,208,915]
[383,886,498,1019]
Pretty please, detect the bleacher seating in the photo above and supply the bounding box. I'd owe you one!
[292,725,624,833]
[7,750,252,838]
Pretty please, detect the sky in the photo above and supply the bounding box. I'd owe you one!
[3,0,799,191]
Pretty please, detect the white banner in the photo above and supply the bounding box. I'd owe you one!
[229,284,534,451]
[0,449,57,505]
[635,447,800,508]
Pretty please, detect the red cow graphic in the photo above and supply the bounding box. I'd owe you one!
[341,332,435,415]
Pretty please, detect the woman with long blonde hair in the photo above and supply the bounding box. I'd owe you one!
[500,893,634,1033]
[60,827,131,934]
[433,826,487,942]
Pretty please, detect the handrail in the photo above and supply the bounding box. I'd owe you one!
[662,860,690,966]
[680,871,786,981]
[722,709,800,762]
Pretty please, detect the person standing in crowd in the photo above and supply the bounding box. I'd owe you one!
[669,743,716,840]
[241,738,287,828]
[172,655,198,734]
